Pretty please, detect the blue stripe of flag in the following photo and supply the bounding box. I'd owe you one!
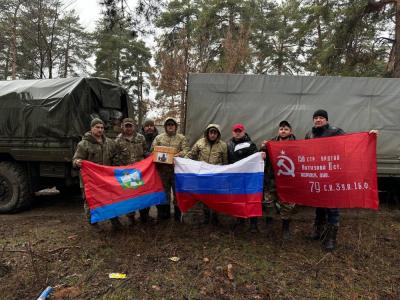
[90,191,166,223]
[175,172,264,195]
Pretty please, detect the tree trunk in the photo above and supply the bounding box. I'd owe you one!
[11,3,21,80]
[138,72,144,127]
[393,0,400,77]
[4,46,10,79]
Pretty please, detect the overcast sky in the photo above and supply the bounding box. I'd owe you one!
[68,0,102,32]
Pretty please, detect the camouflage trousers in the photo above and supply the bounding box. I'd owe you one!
[157,165,176,205]
[82,189,121,224]
[263,179,295,220]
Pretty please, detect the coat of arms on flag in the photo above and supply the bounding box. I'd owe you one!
[115,169,144,189]
[81,156,166,223]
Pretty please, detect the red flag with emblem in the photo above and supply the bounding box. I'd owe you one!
[266,132,378,209]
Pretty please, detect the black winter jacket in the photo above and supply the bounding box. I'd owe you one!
[305,124,345,139]
[227,133,258,163]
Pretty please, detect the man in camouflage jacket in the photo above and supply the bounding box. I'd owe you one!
[186,124,228,225]
[151,117,189,221]
[114,118,150,225]
[72,118,122,230]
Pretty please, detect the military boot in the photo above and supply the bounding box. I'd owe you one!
[157,205,165,220]
[265,216,273,225]
[231,218,245,231]
[249,217,259,233]
[127,215,136,227]
[163,204,171,219]
[323,224,338,251]
[203,208,211,224]
[282,219,290,240]
[310,220,326,240]
[139,209,149,223]
[174,205,181,222]
[110,217,123,231]
[211,213,220,226]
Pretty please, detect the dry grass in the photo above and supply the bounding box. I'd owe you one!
[0,199,399,299]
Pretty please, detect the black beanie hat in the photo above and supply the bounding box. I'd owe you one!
[279,120,292,129]
[313,109,328,120]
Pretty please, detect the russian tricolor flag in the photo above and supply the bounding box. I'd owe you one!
[175,153,264,218]
[81,156,166,223]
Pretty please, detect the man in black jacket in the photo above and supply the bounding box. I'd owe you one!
[305,109,344,251]
[227,123,259,232]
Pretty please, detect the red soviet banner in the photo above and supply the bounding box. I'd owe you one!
[266,132,379,209]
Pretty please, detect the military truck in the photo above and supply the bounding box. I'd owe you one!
[0,77,133,212]
[186,73,400,180]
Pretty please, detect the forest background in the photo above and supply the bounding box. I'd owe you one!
[0,0,397,126]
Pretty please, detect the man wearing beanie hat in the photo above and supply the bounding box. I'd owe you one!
[305,109,345,251]
[151,117,190,221]
[141,118,159,153]
[261,120,296,240]
[73,118,122,231]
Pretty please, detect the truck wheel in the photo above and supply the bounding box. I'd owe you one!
[0,162,31,213]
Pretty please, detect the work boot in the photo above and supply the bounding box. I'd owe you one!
[203,208,211,224]
[127,215,136,227]
[157,205,170,220]
[323,224,338,251]
[265,216,273,225]
[211,213,220,226]
[249,218,259,233]
[157,205,165,220]
[110,217,123,231]
[139,209,149,223]
[310,220,326,240]
[231,218,245,231]
[282,219,290,240]
[174,205,181,222]
[163,204,171,219]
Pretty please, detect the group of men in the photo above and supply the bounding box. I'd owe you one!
[72,109,350,251]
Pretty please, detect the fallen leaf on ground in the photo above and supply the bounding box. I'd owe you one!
[226,263,234,280]
[168,256,180,262]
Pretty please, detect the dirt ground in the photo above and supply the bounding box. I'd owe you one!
[0,193,399,300]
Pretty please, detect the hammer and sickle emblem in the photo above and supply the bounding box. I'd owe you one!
[276,155,295,177]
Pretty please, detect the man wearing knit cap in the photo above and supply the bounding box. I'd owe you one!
[141,118,159,153]
[261,120,296,240]
[305,109,344,251]
[151,117,190,221]
[72,118,122,231]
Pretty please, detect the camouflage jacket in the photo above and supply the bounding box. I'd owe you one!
[186,124,228,165]
[151,132,190,157]
[114,132,148,166]
[187,138,228,165]
[72,132,116,167]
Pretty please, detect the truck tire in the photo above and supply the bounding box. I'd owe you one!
[0,161,32,213]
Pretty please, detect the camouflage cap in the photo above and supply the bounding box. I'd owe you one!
[122,118,135,126]
[90,118,104,128]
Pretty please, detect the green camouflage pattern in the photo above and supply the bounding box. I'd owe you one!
[114,133,147,165]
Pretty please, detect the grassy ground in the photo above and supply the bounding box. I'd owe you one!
[0,196,399,299]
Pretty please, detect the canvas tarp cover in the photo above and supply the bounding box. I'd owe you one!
[186,73,400,159]
[0,77,127,138]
